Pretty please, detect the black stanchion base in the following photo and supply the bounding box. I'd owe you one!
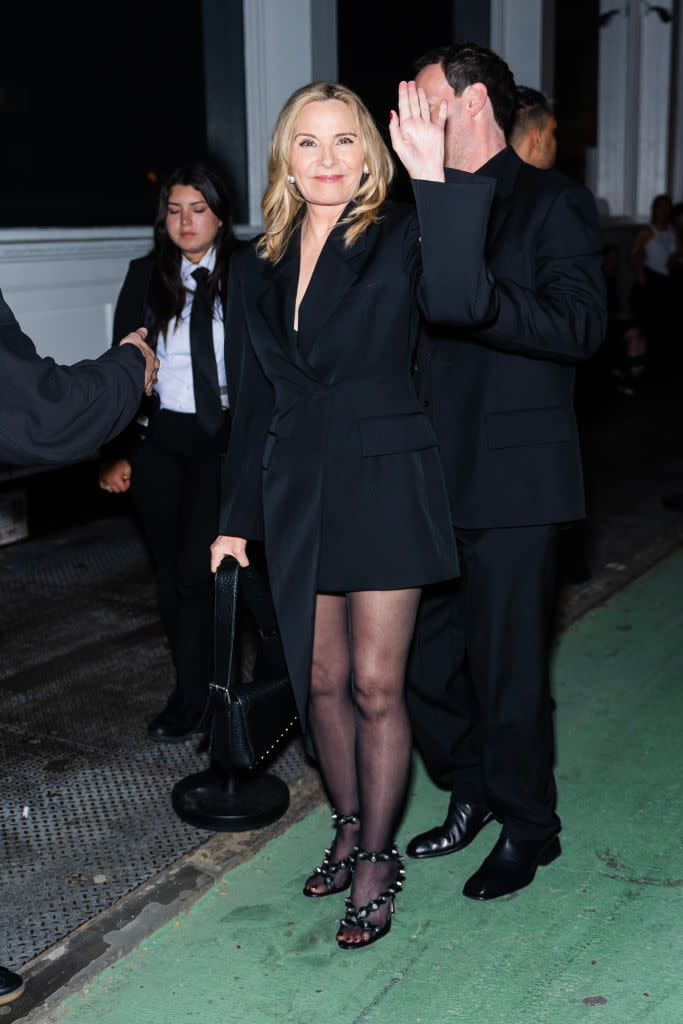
[171,767,290,832]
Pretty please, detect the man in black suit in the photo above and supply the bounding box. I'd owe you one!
[405,42,606,900]
[0,287,157,1006]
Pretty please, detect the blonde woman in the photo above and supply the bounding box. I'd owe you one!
[211,81,493,948]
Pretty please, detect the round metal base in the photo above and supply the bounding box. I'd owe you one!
[171,767,290,832]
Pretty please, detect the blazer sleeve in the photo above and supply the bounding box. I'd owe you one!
[101,257,154,461]
[112,257,155,346]
[413,175,607,364]
[409,173,497,326]
[218,257,274,542]
[0,289,145,467]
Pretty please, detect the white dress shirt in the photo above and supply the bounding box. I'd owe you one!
[155,247,228,413]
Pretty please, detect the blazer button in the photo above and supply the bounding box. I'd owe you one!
[423,399,430,408]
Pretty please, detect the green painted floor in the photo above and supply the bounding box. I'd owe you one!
[56,551,683,1024]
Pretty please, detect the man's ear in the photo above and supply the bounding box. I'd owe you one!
[463,82,488,118]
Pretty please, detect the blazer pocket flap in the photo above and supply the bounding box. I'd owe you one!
[487,407,571,449]
[360,413,438,456]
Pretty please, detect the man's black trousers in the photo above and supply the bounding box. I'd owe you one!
[407,523,562,841]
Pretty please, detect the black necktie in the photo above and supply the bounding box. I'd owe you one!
[190,267,224,437]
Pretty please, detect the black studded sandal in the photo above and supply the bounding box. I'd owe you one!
[302,809,360,898]
[336,844,406,950]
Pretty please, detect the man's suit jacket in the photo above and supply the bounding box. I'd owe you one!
[0,288,144,467]
[415,146,606,529]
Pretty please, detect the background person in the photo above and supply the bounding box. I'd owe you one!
[0,289,157,1007]
[210,79,493,950]
[629,193,676,385]
[508,85,557,169]
[99,164,239,742]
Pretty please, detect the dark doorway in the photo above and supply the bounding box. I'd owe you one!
[0,3,208,227]
[337,2,454,203]
[553,0,600,185]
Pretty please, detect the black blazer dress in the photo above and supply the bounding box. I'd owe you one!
[220,183,495,723]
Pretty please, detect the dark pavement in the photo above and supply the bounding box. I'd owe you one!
[0,354,682,1020]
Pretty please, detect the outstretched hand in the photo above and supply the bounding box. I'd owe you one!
[389,80,446,182]
[120,327,160,396]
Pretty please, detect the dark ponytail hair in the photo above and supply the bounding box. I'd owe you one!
[152,163,238,340]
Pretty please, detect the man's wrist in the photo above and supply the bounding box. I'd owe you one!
[411,171,445,183]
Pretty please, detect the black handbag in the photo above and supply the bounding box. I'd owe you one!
[207,555,299,772]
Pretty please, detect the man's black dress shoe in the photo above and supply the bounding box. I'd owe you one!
[0,966,24,1005]
[147,707,204,742]
[462,833,561,900]
[406,797,495,859]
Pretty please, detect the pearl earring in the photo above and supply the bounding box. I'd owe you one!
[287,174,295,184]
[363,163,369,174]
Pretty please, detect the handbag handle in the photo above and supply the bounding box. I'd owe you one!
[214,555,286,691]
[213,556,241,690]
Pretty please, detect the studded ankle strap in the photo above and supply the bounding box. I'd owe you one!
[354,843,399,863]
[331,809,360,828]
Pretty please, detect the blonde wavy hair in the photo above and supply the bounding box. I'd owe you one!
[257,81,395,263]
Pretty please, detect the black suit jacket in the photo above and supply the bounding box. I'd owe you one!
[219,185,495,723]
[416,147,606,529]
[0,288,144,466]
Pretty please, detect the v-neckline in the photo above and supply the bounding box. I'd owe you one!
[293,210,347,331]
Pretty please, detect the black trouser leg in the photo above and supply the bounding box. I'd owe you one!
[407,524,561,840]
[130,411,224,718]
[130,440,183,666]
[406,578,482,797]
[169,448,221,716]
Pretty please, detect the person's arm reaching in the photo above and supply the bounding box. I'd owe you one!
[0,288,158,466]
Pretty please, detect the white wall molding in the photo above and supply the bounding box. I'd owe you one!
[597,0,674,218]
[242,0,337,229]
[0,229,153,363]
[490,0,552,93]
[0,238,152,266]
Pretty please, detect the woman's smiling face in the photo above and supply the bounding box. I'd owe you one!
[289,99,365,212]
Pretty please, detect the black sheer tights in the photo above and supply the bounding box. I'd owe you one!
[305,588,421,942]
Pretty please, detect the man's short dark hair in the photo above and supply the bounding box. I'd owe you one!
[509,85,552,146]
[415,41,517,135]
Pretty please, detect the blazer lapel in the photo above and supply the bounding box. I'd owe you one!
[477,146,521,253]
[446,147,521,255]
[256,237,299,357]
